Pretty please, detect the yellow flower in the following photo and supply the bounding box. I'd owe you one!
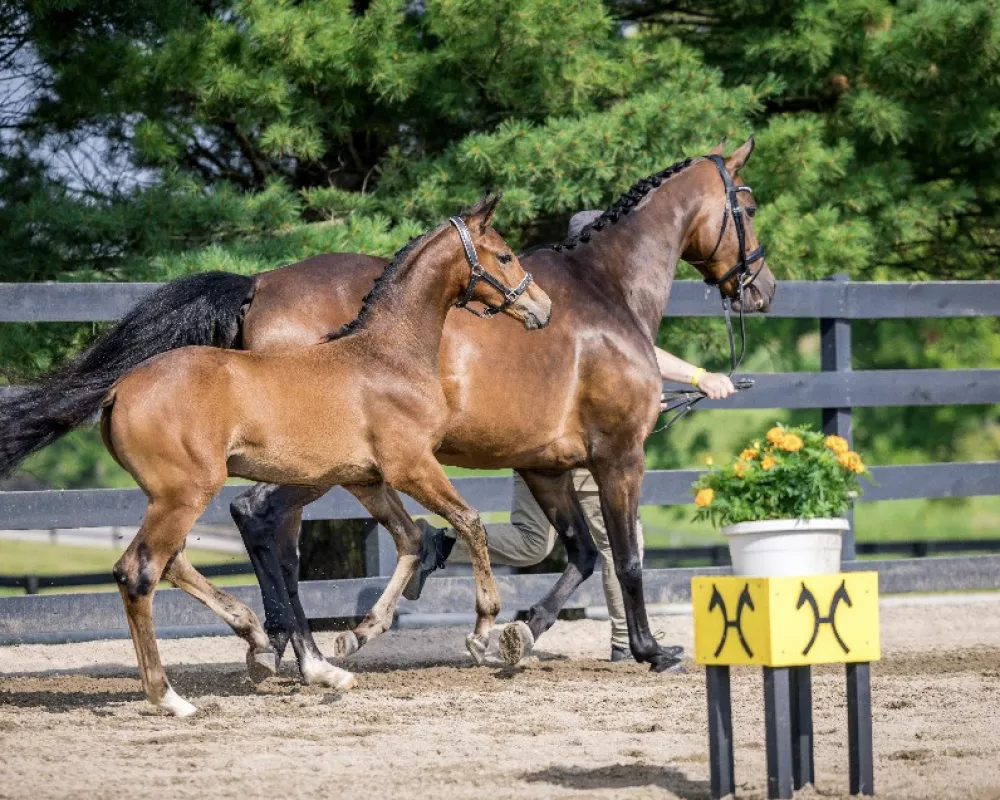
[766,426,785,445]
[739,447,759,461]
[761,455,777,471]
[705,455,714,466]
[824,435,849,455]
[694,488,715,507]
[838,451,866,474]
[733,460,750,478]
[779,433,804,452]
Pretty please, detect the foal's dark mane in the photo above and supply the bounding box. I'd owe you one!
[324,231,428,341]
[550,156,695,252]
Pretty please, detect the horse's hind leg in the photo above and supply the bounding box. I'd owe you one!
[161,551,277,682]
[330,482,422,659]
[498,469,599,666]
[392,455,500,664]
[114,496,213,717]
[230,482,330,677]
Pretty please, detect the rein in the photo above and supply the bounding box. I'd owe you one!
[449,216,533,318]
[655,155,767,434]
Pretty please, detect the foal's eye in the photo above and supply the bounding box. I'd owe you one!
[498,252,512,264]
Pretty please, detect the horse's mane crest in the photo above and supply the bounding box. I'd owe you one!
[551,157,694,252]
[325,232,426,341]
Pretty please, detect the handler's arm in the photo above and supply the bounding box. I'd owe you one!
[654,347,735,400]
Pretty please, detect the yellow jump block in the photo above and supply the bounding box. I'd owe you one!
[693,572,880,667]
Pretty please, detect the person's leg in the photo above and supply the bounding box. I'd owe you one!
[405,473,558,599]
[448,473,557,567]
[573,469,644,657]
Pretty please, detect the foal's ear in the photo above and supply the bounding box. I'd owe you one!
[464,191,503,234]
[708,137,727,156]
[724,135,755,176]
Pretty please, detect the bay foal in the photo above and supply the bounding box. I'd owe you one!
[100,196,551,716]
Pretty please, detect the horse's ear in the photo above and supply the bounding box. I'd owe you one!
[724,135,755,176]
[708,137,727,156]
[464,191,503,234]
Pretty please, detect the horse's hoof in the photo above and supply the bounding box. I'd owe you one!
[302,658,357,691]
[465,633,489,666]
[246,648,278,684]
[333,630,360,659]
[648,646,686,674]
[498,621,535,666]
[159,687,198,718]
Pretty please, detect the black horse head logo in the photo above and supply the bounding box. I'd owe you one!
[709,583,755,658]
[797,579,852,656]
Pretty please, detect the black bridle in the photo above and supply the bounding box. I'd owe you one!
[655,155,767,433]
[449,216,533,318]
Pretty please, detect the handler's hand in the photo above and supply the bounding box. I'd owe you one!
[698,372,736,400]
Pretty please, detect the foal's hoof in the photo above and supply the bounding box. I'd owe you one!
[302,658,357,691]
[246,648,279,684]
[465,633,489,666]
[498,621,535,667]
[159,687,198,718]
[332,630,360,659]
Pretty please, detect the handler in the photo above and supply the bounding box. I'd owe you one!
[406,211,737,661]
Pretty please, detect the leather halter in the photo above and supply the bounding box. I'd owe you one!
[688,154,766,295]
[449,216,534,319]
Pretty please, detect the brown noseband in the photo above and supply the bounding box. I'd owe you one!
[449,216,534,319]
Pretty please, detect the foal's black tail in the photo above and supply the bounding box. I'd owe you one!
[0,271,255,478]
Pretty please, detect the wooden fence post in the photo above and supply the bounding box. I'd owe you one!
[821,273,856,562]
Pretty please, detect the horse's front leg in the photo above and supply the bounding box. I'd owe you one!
[498,469,599,666]
[393,455,500,664]
[328,482,423,658]
[590,449,684,673]
[230,482,329,679]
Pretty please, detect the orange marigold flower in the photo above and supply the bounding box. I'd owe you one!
[765,426,785,445]
[824,435,849,455]
[733,460,750,478]
[761,455,777,471]
[739,447,759,461]
[838,451,866,474]
[779,433,804,452]
[694,488,715,507]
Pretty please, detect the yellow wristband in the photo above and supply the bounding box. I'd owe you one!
[691,367,706,387]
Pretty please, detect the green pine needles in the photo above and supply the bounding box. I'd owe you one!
[691,424,873,528]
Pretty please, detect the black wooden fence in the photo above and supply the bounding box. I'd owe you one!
[1,277,999,642]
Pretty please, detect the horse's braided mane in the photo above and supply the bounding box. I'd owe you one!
[324,231,427,341]
[550,156,695,252]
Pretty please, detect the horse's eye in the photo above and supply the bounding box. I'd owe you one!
[498,252,512,264]
[746,206,757,219]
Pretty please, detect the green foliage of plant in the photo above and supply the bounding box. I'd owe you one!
[691,424,872,527]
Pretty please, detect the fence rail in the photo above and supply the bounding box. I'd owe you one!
[1,277,999,640]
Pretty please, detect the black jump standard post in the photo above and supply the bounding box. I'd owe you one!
[693,573,880,799]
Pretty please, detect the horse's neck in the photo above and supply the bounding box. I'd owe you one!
[579,168,701,341]
[358,237,460,366]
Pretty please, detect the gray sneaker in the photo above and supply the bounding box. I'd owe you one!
[402,520,455,601]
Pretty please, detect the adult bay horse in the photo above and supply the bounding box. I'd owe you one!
[0,137,775,677]
[98,198,551,716]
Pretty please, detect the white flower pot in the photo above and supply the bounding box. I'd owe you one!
[721,518,850,577]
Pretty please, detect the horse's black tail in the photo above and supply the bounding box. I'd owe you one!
[0,271,255,478]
